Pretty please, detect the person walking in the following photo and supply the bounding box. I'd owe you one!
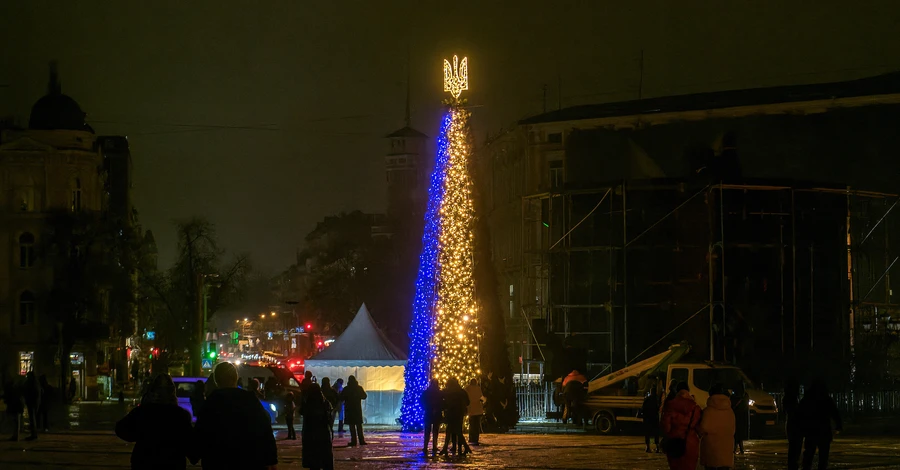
[115,374,195,470]
[301,384,334,470]
[440,378,471,456]
[783,378,803,470]
[339,375,367,446]
[332,378,345,435]
[642,386,661,453]
[194,362,278,470]
[464,379,484,445]
[698,384,736,470]
[3,379,24,441]
[284,392,297,440]
[797,378,842,470]
[661,382,701,470]
[68,375,77,403]
[320,378,339,440]
[731,382,750,454]
[37,375,54,432]
[421,379,443,456]
[22,372,41,440]
[190,380,206,418]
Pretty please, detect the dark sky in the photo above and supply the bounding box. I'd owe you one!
[2,1,898,272]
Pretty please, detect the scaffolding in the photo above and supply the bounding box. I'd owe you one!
[521,179,900,388]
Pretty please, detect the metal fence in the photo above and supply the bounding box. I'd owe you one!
[518,387,900,422]
[515,381,556,421]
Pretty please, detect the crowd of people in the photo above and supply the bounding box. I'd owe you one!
[421,377,485,457]
[2,371,68,441]
[647,378,842,470]
[113,363,377,470]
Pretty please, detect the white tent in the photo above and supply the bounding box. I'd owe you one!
[304,304,407,425]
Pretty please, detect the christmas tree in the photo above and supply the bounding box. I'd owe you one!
[400,55,480,431]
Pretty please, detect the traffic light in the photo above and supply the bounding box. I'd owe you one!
[208,350,217,360]
[305,323,312,331]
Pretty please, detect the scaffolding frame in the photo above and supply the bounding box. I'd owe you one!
[520,179,900,386]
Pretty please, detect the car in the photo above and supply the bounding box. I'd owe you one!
[183,374,279,424]
[171,376,206,422]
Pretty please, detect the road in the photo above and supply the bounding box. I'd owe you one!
[0,403,898,469]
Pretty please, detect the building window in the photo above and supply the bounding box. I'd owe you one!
[547,132,562,144]
[549,160,564,189]
[19,233,35,269]
[16,188,34,212]
[19,351,34,376]
[19,291,35,325]
[71,178,82,212]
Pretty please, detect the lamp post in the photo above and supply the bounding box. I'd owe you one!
[193,273,219,376]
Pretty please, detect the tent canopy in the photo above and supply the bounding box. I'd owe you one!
[305,304,407,425]
[309,303,406,362]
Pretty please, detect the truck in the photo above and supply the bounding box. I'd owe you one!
[583,342,779,436]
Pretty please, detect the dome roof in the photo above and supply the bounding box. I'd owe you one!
[28,61,91,132]
[29,93,88,131]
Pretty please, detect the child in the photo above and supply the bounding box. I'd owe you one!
[284,391,297,440]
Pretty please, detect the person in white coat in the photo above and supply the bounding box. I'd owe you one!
[698,384,736,470]
[464,379,485,445]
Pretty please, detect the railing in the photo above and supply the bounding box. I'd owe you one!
[766,390,900,418]
[515,381,556,421]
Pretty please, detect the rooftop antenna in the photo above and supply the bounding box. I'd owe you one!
[542,84,548,113]
[48,60,61,95]
[638,49,644,100]
[405,47,411,127]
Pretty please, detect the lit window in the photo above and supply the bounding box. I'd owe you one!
[19,233,35,269]
[19,291,35,325]
[71,178,82,212]
[19,351,34,375]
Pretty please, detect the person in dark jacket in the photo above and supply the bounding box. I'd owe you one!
[421,379,443,456]
[115,374,194,470]
[783,378,803,470]
[37,374,54,432]
[642,386,661,453]
[22,372,41,440]
[249,378,265,401]
[440,378,471,456]
[731,382,750,454]
[284,392,297,440]
[195,362,278,470]
[320,378,339,440]
[190,380,206,418]
[339,375,367,446]
[301,384,334,470]
[797,378,842,470]
[332,378,345,434]
[3,380,24,441]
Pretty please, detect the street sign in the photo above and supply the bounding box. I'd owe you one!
[201,359,213,369]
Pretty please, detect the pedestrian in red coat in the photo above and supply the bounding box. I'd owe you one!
[661,382,702,470]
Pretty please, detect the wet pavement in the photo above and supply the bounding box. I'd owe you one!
[1,403,899,469]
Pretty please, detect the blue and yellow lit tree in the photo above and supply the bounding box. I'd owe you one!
[400,55,481,431]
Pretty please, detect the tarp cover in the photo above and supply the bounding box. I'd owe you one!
[305,304,407,424]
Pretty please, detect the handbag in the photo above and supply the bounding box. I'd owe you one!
[662,407,696,459]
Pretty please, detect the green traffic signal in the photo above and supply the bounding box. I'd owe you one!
[208,351,217,359]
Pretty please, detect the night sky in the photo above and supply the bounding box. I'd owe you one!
[2,1,897,272]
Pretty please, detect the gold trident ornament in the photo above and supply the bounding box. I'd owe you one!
[443,55,468,100]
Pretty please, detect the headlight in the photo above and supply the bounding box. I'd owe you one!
[748,399,755,407]
[269,403,277,412]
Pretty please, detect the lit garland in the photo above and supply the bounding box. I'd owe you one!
[431,105,480,387]
[400,55,479,432]
[399,111,452,432]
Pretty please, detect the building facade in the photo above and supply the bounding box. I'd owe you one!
[481,73,900,387]
[0,67,134,398]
